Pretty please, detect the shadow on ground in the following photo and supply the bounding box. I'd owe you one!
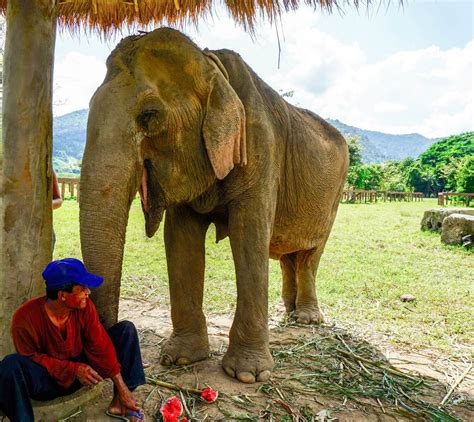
[64,299,473,421]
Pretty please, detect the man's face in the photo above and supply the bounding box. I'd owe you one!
[63,284,91,309]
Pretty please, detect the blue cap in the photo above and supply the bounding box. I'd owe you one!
[42,258,104,289]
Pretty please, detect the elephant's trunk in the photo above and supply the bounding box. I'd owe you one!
[80,87,138,327]
[79,183,130,327]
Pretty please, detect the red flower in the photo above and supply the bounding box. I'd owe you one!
[160,396,183,422]
[201,387,218,403]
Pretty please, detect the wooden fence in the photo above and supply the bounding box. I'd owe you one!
[58,178,80,201]
[438,192,474,207]
[342,190,424,203]
[58,181,427,205]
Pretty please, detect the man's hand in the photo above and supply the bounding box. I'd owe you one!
[75,363,103,385]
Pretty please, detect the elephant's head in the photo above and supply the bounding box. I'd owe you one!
[79,28,246,325]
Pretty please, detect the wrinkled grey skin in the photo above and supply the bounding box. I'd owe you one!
[80,28,348,384]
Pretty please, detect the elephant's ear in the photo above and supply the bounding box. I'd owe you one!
[202,72,247,180]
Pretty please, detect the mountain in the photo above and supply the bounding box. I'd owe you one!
[52,109,437,174]
[53,109,88,175]
[327,119,437,164]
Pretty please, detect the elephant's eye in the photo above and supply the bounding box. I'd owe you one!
[137,109,158,132]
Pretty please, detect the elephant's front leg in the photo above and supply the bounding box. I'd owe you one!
[223,198,275,383]
[160,206,211,366]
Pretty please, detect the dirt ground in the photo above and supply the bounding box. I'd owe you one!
[68,298,473,421]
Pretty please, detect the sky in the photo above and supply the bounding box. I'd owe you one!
[53,0,474,139]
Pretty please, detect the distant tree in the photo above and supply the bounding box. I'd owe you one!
[343,132,473,195]
[418,132,473,192]
[399,157,416,172]
[456,155,474,193]
[347,164,383,190]
[346,166,360,189]
[380,161,406,191]
[406,162,439,196]
[399,132,474,195]
[364,164,383,190]
[420,132,473,168]
[438,157,463,191]
[347,136,363,167]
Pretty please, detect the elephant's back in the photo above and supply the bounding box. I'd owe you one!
[213,49,292,124]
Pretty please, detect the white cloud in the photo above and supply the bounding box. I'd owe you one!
[53,52,106,116]
[374,102,408,114]
[262,16,473,138]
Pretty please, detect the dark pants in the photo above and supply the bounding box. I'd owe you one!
[0,320,145,422]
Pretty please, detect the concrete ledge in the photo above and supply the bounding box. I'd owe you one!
[0,384,102,421]
[420,208,474,232]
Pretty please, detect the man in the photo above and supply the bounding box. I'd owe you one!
[51,169,63,251]
[0,258,146,421]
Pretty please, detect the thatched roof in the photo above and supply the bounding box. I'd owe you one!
[0,0,371,35]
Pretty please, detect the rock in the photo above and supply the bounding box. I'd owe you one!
[0,384,103,421]
[421,208,474,232]
[400,294,416,302]
[441,214,474,246]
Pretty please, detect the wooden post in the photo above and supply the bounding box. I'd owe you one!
[0,0,57,357]
[61,179,66,199]
[438,193,444,206]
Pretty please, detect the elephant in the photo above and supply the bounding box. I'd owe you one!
[80,28,349,384]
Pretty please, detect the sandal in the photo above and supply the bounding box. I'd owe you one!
[105,409,145,421]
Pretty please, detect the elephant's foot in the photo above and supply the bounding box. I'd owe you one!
[160,331,210,366]
[222,344,274,384]
[292,304,325,324]
[282,296,296,314]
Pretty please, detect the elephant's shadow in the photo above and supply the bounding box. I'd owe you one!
[116,298,474,421]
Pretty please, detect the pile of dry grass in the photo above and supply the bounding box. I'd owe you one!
[143,319,470,421]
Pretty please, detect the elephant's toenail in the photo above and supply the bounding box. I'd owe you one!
[176,357,192,366]
[223,366,235,378]
[257,370,271,382]
[237,372,256,384]
[160,354,173,366]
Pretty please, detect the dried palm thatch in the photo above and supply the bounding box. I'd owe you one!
[0,0,376,36]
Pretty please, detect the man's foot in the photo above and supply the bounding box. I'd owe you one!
[108,396,145,422]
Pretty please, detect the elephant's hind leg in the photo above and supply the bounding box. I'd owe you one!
[280,253,297,314]
[293,248,325,324]
[160,206,211,366]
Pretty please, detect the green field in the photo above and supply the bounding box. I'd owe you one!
[54,198,473,357]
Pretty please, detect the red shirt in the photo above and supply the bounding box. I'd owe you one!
[11,296,121,388]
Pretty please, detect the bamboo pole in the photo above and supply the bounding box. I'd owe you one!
[0,0,57,356]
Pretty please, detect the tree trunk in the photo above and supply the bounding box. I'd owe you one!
[0,0,57,357]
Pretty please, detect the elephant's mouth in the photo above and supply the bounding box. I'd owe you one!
[140,159,166,237]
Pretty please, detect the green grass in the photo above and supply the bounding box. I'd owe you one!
[54,198,473,357]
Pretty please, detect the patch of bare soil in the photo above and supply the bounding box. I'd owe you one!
[68,299,473,421]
